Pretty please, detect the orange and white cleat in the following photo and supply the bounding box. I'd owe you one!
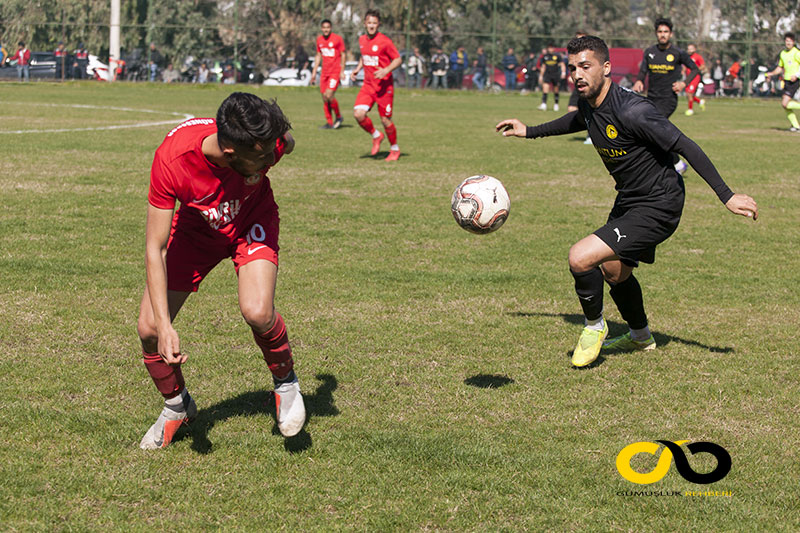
[370,131,385,156]
[139,392,196,450]
[385,149,400,162]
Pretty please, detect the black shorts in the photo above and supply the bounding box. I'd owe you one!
[543,74,561,86]
[782,79,799,98]
[594,204,683,267]
[647,95,678,118]
[569,90,580,107]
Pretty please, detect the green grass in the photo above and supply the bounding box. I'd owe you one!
[1,80,798,531]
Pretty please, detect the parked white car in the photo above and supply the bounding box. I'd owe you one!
[263,67,312,86]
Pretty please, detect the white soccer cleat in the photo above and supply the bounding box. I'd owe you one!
[553,103,559,112]
[538,102,547,111]
[140,394,197,450]
[275,378,306,437]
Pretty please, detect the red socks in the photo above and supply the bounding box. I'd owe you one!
[252,312,294,379]
[358,116,376,134]
[143,351,185,399]
[330,98,340,119]
[384,123,397,146]
[323,102,333,125]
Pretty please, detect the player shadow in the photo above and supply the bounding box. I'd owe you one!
[358,151,409,160]
[464,374,515,389]
[180,373,339,455]
[508,311,734,367]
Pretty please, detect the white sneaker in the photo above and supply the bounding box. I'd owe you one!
[553,103,559,112]
[583,136,593,145]
[140,393,197,450]
[790,127,800,132]
[538,103,547,111]
[275,378,306,437]
[675,159,688,175]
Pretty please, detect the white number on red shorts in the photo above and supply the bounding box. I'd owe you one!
[329,78,337,89]
[246,223,266,245]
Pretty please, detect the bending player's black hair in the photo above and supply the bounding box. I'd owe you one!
[321,18,332,25]
[654,17,673,31]
[365,8,380,21]
[216,92,291,149]
[567,35,609,63]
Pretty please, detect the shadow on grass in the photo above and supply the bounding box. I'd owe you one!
[358,151,409,160]
[464,374,515,389]
[508,311,735,355]
[180,373,339,455]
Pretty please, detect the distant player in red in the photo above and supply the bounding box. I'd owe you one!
[684,43,706,116]
[137,92,306,449]
[311,18,346,129]
[351,9,403,161]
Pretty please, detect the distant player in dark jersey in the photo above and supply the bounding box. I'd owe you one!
[684,43,706,116]
[496,36,758,368]
[633,17,700,174]
[137,93,306,449]
[351,9,403,161]
[538,43,566,111]
[764,32,800,132]
[311,19,346,129]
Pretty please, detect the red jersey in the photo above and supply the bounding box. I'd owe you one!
[148,118,286,244]
[316,32,345,77]
[358,32,400,87]
[11,48,30,66]
[687,52,704,77]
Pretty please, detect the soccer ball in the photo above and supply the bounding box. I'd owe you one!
[451,175,510,234]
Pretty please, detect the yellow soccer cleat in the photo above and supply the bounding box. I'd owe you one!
[602,332,656,352]
[571,323,608,367]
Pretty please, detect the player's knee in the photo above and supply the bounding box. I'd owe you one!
[567,246,592,273]
[240,301,275,331]
[353,109,365,121]
[136,317,158,347]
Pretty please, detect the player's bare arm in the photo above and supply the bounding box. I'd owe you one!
[340,52,346,80]
[144,204,187,364]
[375,56,402,80]
[495,118,527,137]
[351,57,363,81]
[310,52,322,85]
[283,132,295,154]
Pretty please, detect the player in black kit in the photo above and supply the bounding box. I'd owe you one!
[538,44,566,111]
[495,36,758,368]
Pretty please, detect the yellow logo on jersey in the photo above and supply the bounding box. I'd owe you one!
[606,124,618,139]
[666,54,675,62]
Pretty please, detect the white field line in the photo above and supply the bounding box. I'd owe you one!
[0,103,193,134]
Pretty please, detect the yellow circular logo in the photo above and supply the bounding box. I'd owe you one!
[666,54,675,62]
[606,125,618,139]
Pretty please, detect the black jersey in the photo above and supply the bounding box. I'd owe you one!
[576,83,684,211]
[541,52,562,76]
[637,44,699,99]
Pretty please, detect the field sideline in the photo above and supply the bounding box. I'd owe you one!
[0,81,798,531]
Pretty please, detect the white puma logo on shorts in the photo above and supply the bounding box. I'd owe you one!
[613,227,627,242]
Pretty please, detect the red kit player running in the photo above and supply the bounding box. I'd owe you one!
[351,9,403,161]
[311,18,346,129]
[684,43,706,116]
[137,92,306,449]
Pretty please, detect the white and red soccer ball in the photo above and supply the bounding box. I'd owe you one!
[451,175,510,234]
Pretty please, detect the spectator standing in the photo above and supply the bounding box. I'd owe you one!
[472,47,487,90]
[162,63,180,83]
[0,42,8,66]
[727,57,741,80]
[73,43,89,80]
[712,58,725,95]
[449,45,468,89]
[148,43,162,82]
[197,62,210,83]
[294,45,309,80]
[429,48,449,89]
[11,42,31,82]
[524,51,538,92]
[406,47,425,88]
[54,41,69,80]
[502,48,517,91]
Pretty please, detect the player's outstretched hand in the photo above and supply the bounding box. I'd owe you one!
[725,193,759,221]
[158,325,187,365]
[496,119,527,138]
[632,80,644,93]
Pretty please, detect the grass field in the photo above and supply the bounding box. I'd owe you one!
[1,80,798,531]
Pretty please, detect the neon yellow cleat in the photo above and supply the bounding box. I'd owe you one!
[699,99,706,111]
[602,332,656,351]
[571,323,608,367]
[684,109,694,116]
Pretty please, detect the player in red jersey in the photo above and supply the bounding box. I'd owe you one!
[311,18,346,129]
[350,9,403,161]
[137,92,306,449]
[684,43,706,116]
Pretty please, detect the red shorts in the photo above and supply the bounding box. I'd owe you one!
[686,75,701,94]
[320,74,340,93]
[354,82,394,118]
[165,209,279,292]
